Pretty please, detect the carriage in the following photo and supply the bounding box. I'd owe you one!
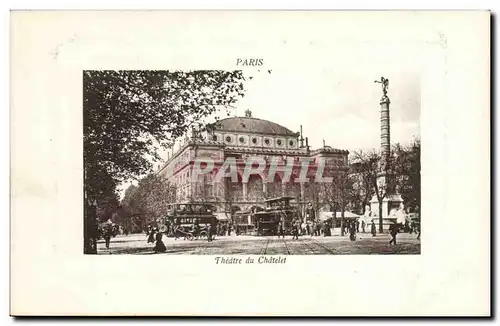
[164,203,218,240]
[232,210,256,235]
[253,196,298,236]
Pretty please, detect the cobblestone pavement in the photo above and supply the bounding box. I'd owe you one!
[98,232,420,255]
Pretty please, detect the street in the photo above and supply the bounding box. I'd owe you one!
[97,232,421,255]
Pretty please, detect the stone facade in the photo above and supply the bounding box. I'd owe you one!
[157,115,349,213]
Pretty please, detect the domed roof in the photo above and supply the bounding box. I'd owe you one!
[215,117,297,136]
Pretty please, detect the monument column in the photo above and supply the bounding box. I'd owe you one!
[380,96,390,161]
[377,94,391,193]
[370,77,403,232]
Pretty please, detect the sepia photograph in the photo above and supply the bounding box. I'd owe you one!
[84,68,421,255]
[11,10,489,316]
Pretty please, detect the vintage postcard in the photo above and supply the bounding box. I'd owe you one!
[10,11,490,316]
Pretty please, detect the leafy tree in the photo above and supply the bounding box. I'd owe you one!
[303,182,322,222]
[351,139,421,233]
[96,196,121,223]
[84,70,245,252]
[84,70,245,196]
[392,139,421,215]
[351,149,387,233]
[121,174,177,229]
[318,162,356,235]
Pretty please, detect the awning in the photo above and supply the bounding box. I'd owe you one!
[215,212,229,221]
[319,211,361,221]
[338,211,361,219]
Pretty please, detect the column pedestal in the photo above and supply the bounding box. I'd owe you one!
[369,193,404,231]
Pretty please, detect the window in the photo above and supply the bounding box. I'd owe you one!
[277,139,282,146]
[226,136,232,143]
[239,137,245,143]
[264,139,270,146]
[289,140,294,146]
[252,138,258,144]
[212,135,218,141]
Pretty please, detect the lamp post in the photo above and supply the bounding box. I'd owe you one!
[84,195,98,254]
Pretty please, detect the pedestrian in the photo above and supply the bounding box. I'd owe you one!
[174,218,181,240]
[324,221,331,236]
[389,223,400,245]
[356,220,360,233]
[227,222,232,236]
[361,220,366,233]
[236,223,240,236]
[208,216,217,242]
[416,223,421,240]
[277,216,285,239]
[193,218,200,240]
[103,223,113,249]
[371,219,376,237]
[147,227,156,243]
[349,221,356,241]
[404,221,410,233]
[154,232,167,253]
[291,219,299,240]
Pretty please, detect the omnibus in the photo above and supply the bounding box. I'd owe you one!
[253,196,299,236]
[163,203,217,239]
[232,210,254,235]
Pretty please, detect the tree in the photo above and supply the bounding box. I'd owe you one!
[392,139,421,216]
[333,170,355,235]
[83,70,245,252]
[316,160,356,236]
[303,182,322,223]
[84,70,245,197]
[351,150,388,233]
[351,139,421,233]
[121,174,177,228]
[96,195,121,223]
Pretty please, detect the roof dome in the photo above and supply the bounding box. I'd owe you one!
[214,117,297,136]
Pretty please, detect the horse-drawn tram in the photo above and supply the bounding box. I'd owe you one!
[232,209,259,235]
[253,196,298,236]
[164,203,218,240]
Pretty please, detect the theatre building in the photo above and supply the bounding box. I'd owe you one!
[156,110,349,216]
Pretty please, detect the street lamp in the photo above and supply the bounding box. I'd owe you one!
[84,197,98,254]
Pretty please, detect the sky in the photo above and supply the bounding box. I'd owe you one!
[231,68,420,152]
[117,37,421,198]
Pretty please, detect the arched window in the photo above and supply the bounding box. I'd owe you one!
[266,173,283,198]
[247,174,265,201]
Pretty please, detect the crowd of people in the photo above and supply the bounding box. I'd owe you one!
[101,214,420,253]
[274,217,421,245]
